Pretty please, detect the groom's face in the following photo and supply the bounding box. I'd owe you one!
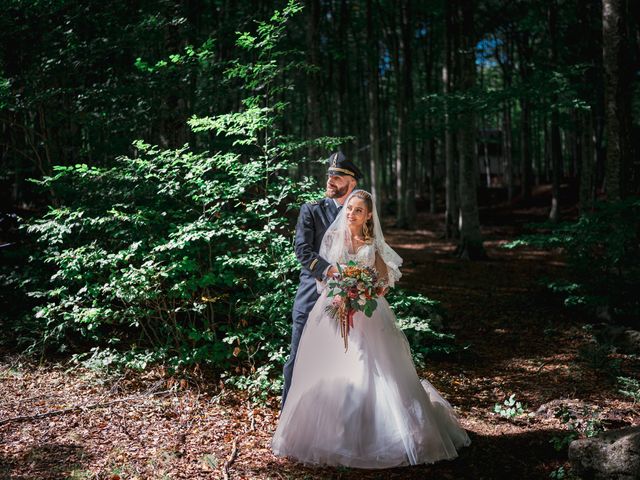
[325,174,355,199]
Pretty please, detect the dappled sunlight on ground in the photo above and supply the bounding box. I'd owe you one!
[2,201,638,479]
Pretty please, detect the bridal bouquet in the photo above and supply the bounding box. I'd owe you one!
[325,260,387,352]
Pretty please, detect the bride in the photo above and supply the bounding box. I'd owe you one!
[271,189,471,468]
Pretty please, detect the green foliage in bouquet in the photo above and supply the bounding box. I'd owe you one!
[15,1,345,398]
[503,198,640,327]
[325,260,381,319]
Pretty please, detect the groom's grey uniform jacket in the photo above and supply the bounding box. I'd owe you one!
[292,197,340,315]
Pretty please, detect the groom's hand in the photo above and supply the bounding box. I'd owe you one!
[327,266,339,278]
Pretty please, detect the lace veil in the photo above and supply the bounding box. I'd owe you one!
[317,189,403,292]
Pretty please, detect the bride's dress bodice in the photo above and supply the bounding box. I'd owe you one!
[342,242,375,267]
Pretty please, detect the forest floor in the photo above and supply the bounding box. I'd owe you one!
[2,189,639,480]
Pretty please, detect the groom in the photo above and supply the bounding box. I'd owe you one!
[281,151,362,409]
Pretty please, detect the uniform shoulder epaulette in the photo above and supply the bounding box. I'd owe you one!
[309,198,324,206]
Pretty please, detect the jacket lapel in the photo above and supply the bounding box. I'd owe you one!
[319,198,337,228]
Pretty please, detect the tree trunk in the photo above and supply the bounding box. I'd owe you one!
[517,32,533,202]
[548,1,562,222]
[429,133,437,213]
[602,0,632,200]
[502,100,514,201]
[520,98,533,202]
[443,0,459,239]
[403,0,416,225]
[337,0,349,136]
[495,30,515,202]
[579,108,596,213]
[366,0,382,214]
[425,20,437,214]
[456,0,486,259]
[306,0,322,179]
[549,107,562,222]
[392,0,411,228]
[569,108,579,179]
[533,108,542,185]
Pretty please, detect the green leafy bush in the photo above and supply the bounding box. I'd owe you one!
[222,288,459,404]
[6,2,459,401]
[387,290,460,367]
[16,1,321,375]
[504,198,640,326]
[617,376,640,403]
[549,404,603,453]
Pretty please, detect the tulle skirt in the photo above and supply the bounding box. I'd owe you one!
[271,291,471,469]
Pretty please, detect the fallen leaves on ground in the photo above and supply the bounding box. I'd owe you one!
[2,201,639,479]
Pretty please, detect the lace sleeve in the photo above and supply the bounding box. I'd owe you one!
[374,251,389,285]
[375,243,402,288]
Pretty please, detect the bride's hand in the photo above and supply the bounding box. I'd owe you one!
[376,286,389,297]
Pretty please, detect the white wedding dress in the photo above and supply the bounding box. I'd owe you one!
[271,244,471,469]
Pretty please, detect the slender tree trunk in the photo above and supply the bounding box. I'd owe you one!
[517,33,533,202]
[502,100,514,201]
[533,108,542,185]
[543,112,551,182]
[392,0,411,228]
[366,0,382,214]
[337,0,349,136]
[579,108,596,213]
[306,0,322,179]
[570,108,579,179]
[403,0,416,224]
[429,132,437,213]
[602,0,632,200]
[549,107,562,222]
[548,1,562,222]
[576,0,605,203]
[425,20,437,213]
[443,0,459,238]
[494,30,515,201]
[456,0,486,259]
[520,98,533,202]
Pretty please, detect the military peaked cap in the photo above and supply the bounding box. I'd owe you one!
[327,151,362,180]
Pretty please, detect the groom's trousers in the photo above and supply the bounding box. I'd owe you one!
[282,198,337,410]
[281,308,309,410]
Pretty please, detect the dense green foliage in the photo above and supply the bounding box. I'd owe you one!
[0,0,243,180]
[4,1,637,214]
[15,2,313,379]
[386,290,459,367]
[1,2,456,403]
[505,198,640,326]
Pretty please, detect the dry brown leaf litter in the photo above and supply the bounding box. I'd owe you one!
[2,204,639,480]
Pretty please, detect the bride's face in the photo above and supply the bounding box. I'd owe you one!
[346,197,372,231]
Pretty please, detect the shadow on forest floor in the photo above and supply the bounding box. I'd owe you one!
[248,428,568,480]
[0,443,92,480]
[1,196,639,479]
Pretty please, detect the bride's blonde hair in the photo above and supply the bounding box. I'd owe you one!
[319,188,402,291]
[350,190,375,242]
